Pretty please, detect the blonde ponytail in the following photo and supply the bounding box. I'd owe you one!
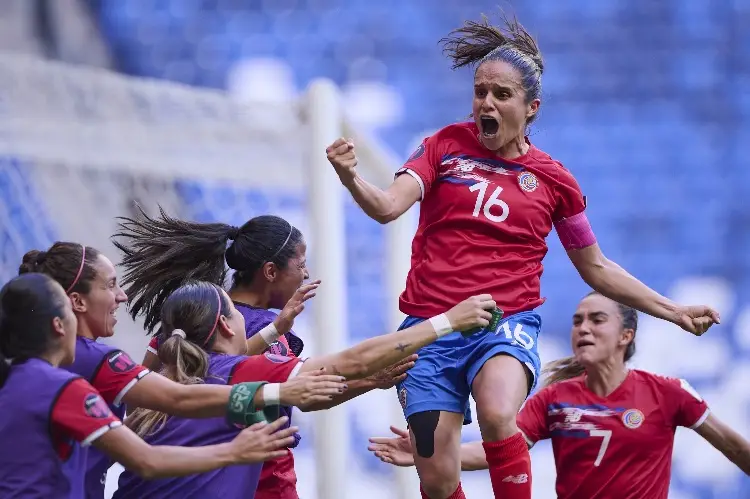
[541,356,585,387]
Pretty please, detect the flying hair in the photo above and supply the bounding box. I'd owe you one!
[440,12,543,74]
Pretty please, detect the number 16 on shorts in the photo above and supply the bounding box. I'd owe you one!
[497,321,535,350]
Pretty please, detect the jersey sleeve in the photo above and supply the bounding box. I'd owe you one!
[663,377,710,429]
[396,132,444,200]
[91,350,150,407]
[146,336,159,355]
[552,166,587,222]
[51,378,122,446]
[517,388,551,447]
[229,353,305,385]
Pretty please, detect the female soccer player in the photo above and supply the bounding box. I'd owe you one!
[112,209,476,499]
[368,292,750,498]
[327,12,721,499]
[113,280,489,498]
[0,273,299,499]
[19,243,345,499]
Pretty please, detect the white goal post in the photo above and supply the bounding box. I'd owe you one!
[0,52,418,499]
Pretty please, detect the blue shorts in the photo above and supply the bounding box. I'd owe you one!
[395,311,542,425]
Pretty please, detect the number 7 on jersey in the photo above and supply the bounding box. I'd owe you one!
[589,429,612,467]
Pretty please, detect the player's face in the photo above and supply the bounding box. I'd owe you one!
[472,60,540,153]
[221,289,248,355]
[75,254,128,339]
[571,294,627,366]
[268,241,309,310]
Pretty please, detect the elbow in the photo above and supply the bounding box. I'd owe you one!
[372,211,396,225]
[131,456,160,480]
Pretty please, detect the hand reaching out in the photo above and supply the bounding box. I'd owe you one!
[365,355,418,390]
[274,280,321,335]
[367,426,415,467]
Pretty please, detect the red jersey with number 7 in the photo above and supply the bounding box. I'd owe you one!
[517,369,710,499]
[396,121,588,318]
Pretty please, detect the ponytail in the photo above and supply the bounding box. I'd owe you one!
[126,332,209,438]
[541,356,586,387]
[113,204,237,334]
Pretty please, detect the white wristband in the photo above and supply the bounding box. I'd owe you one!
[259,323,280,345]
[262,383,281,405]
[429,313,454,338]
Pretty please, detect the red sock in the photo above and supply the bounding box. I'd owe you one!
[420,482,466,499]
[482,433,532,499]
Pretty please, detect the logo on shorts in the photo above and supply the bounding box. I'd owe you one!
[398,387,407,410]
[84,393,112,419]
[264,352,291,364]
[518,172,538,193]
[408,143,425,162]
[622,409,644,429]
[107,351,136,373]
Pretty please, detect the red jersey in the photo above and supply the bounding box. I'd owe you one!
[397,122,587,317]
[517,369,710,499]
[232,352,305,499]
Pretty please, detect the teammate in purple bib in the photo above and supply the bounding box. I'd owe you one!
[0,273,299,499]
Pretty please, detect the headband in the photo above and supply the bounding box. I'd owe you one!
[269,223,294,261]
[65,245,86,294]
[203,287,222,346]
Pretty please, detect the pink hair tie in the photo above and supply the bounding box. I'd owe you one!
[203,287,222,346]
[66,245,86,294]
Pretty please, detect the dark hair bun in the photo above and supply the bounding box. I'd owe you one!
[18,250,46,275]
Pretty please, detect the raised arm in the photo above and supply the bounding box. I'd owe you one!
[694,413,750,475]
[298,295,496,378]
[326,138,422,224]
[566,243,719,335]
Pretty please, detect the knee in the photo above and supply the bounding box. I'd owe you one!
[477,400,519,438]
[418,462,460,499]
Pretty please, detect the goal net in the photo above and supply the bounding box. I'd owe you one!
[0,52,419,499]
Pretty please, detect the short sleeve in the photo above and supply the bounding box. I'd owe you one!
[663,377,710,429]
[51,378,122,446]
[229,353,304,385]
[552,166,586,222]
[146,336,159,355]
[396,133,444,200]
[91,350,150,407]
[517,388,551,446]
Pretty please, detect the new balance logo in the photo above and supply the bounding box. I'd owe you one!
[502,473,529,484]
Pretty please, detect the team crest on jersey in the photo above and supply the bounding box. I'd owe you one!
[84,393,112,419]
[408,143,425,161]
[264,352,290,364]
[107,351,137,373]
[398,387,407,410]
[517,172,538,192]
[621,409,644,429]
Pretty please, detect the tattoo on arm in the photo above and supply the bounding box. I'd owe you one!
[395,343,410,352]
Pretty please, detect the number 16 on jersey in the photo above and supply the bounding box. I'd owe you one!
[469,182,509,223]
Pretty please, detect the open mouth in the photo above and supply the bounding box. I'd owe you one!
[576,339,595,348]
[480,116,499,137]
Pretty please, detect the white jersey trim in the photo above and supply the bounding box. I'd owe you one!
[689,408,711,430]
[146,345,157,355]
[81,421,123,447]
[396,168,425,201]
[287,358,307,381]
[112,369,151,407]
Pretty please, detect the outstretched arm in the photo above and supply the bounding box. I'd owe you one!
[567,243,720,335]
[298,295,496,379]
[694,413,750,475]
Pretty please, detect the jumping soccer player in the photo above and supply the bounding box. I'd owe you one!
[113,280,489,498]
[113,209,480,499]
[368,292,750,498]
[327,12,720,499]
[0,273,298,499]
[19,243,345,499]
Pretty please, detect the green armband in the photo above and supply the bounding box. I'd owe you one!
[226,382,275,427]
[463,307,504,337]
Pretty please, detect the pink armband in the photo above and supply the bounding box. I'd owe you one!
[554,211,597,250]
